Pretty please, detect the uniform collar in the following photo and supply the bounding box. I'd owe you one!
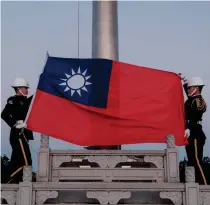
[14,95,27,99]
[192,94,201,97]
[188,94,202,99]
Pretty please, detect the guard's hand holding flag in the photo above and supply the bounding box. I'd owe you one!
[184,129,190,138]
[15,120,27,129]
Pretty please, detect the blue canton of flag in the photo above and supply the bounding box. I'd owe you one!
[37,56,113,108]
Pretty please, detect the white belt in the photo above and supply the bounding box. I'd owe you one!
[187,120,202,125]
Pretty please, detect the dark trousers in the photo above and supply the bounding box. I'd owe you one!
[8,132,32,183]
[185,136,206,185]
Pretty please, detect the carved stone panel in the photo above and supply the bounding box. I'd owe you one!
[102,170,114,182]
[52,155,72,168]
[51,177,59,182]
[40,134,49,148]
[185,183,199,205]
[51,168,164,182]
[35,191,58,204]
[160,191,182,205]
[130,156,144,162]
[18,183,32,205]
[144,156,164,168]
[166,135,175,148]
[166,148,179,182]
[1,191,17,205]
[88,156,128,168]
[87,191,131,205]
[23,166,32,182]
[200,192,210,205]
[185,166,195,183]
[37,148,50,182]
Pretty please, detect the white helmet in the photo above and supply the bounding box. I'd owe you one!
[187,76,205,87]
[12,77,29,88]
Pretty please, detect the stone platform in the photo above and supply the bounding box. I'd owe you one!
[1,135,210,205]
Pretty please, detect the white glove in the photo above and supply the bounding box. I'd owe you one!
[184,129,190,138]
[15,120,27,129]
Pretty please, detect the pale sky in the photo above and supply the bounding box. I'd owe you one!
[1,1,210,171]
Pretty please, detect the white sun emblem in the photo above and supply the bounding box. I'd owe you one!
[59,67,92,96]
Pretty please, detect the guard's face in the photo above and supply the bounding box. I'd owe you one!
[187,86,197,96]
[19,87,29,96]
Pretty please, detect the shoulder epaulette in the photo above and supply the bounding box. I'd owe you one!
[192,97,207,111]
[7,96,15,104]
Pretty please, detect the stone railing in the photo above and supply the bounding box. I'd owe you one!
[200,185,210,205]
[1,166,210,205]
[1,166,32,205]
[37,134,179,183]
[1,184,18,205]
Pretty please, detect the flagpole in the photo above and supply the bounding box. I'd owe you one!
[92,0,119,60]
[92,0,121,150]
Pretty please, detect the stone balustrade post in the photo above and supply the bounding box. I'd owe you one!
[166,135,179,182]
[37,134,50,182]
[185,166,199,205]
[18,166,33,205]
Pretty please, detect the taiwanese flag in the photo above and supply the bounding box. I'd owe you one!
[26,56,186,146]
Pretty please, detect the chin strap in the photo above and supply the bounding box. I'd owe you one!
[18,88,27,97]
